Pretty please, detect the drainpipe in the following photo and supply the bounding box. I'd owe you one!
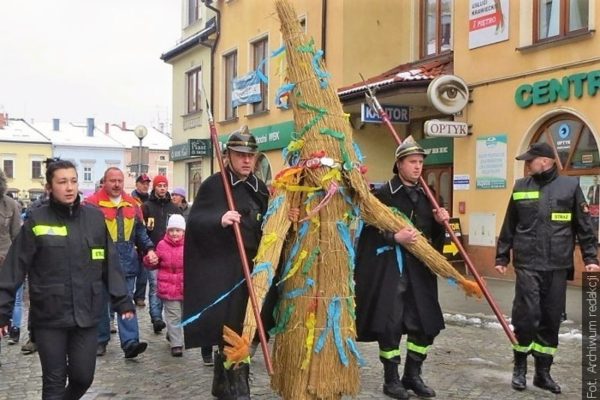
[201,0,220,176]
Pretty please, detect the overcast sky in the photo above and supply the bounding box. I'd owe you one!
[0,0,181,129]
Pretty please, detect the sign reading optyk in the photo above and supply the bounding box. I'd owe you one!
[361,103,409,124]
[424,120,469,137]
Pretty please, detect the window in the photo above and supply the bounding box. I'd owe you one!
[187,67,202,114]
[158,167,167,176]
[83,166,92,182]
[159,155,166,161]
[534,0,589,42]
[187,0,200,26]
[3,159,14,178]
[421,0,452,57]
[252,37,269,114]
[31,160,42,179]
[224,51,238,120]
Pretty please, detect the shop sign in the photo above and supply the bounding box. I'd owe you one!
[418,137,453,165]
[515,69,600,108]
[424,120,469,137]
[219,121,294,151]
[361,103,410,124]
[170,139,212,161]
[476,134,507,189]
[443,218,463,261]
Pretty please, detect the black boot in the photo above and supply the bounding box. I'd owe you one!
[511,351,527,391]
[401,355,436,397]
[212,351,231,399]
[225,362,251,399]
[533,355,561,394]
[382,360,409,399]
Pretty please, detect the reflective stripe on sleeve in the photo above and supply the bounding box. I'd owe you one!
[32,225,68,236]
[512,191,540,201]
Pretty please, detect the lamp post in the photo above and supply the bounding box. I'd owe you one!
[134,125,148,176]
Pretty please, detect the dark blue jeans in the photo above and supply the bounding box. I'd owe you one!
[134,258,148,301]
[36,326,97,400]
[97,276,140,349]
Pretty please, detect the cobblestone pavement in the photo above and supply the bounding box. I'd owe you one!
[0,281,584,399]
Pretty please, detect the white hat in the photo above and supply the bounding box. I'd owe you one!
[167,214,186,231]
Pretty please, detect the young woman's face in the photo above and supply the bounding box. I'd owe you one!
[167,228,184,242]
[47,167,79,205]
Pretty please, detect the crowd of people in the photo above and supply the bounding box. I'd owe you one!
[0,133,598,399]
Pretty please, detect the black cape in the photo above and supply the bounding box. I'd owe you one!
[355,176,445,341]
[183,169,268,348]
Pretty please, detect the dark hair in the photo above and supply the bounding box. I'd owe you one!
[44,157,77,184]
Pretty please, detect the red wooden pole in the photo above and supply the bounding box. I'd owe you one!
[362,81,516,345]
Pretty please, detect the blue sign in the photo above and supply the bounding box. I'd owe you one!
[361,103,410,124]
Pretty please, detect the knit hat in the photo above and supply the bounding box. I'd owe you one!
[153,175,168,187]
[136,173,151,183]
[172,187,186,199]
[167,214,186,231]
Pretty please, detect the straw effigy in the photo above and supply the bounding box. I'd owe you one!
[223,0,482,398]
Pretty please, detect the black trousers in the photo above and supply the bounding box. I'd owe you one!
[512,268,567,356]
[35,326,98,400]
[378,280,435,364]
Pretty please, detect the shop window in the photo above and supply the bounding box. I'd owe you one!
[254,153,272,186]
[421,0,452,57]
[534,0,589,42]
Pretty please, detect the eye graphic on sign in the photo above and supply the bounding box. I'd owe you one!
[427,75,470,115]
[558,124,570,139]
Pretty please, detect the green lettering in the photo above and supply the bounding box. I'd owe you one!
[587,70,600,97]
[548,77,570,102]
[515,84,533,108]
[532,80,550,105]
[569,72,587,98]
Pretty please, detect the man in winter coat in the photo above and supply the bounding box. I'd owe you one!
[142,175,182,334]
[86,167,158,358]
[495,142,599,393]
[355,138,449,400]
[131,173,152,307]
[183,129,268,399]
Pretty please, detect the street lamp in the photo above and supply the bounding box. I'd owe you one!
[134,125,148,176]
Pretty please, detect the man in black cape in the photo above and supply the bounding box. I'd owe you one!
[183,129,268,399]
[355,138,449,400]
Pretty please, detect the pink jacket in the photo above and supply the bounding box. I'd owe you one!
[145,233,184,301]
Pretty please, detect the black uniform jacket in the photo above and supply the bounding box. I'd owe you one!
[355,176,445,340]
[496,166,598,277]
[0,196,133,328]
[183,169,268,348]
[142,191,182,245]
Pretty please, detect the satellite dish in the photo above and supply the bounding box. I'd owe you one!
[427,75,469,115]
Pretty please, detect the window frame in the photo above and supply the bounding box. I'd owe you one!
[251,36,269,114]
[187,67,202,115]
[83,166,93,183]
[187,0,200,26]
[420,0,453,58]
[224,50,238,121]
[533,0,589,43]
[2,158,14,179]
[31,160,42,180]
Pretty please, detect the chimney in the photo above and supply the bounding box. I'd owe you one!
[86,117,95,137]
[121,121,127,130]
[0,113,7,129]
[104,122,110,134]
[52,118,60,131]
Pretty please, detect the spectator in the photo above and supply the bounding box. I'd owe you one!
[85,167,157,358]
[142,175,182,334]
[171,187,190,220]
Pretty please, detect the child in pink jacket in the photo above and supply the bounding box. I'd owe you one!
[144,214,185,357]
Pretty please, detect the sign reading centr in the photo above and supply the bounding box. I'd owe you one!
[514,69,600,108]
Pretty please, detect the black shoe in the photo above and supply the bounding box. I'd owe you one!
[152,319,166,334]
[21,339,37,354]
[203,353,214,366]
[135,299,146,307]
[124,341,148,359]
[402,356,436,397]
[171,346,183,357]
[511,351,527,391]
[7,327,20,345]
[383,360,409,399]
[533,355,561,394]
[96,343,107,357]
